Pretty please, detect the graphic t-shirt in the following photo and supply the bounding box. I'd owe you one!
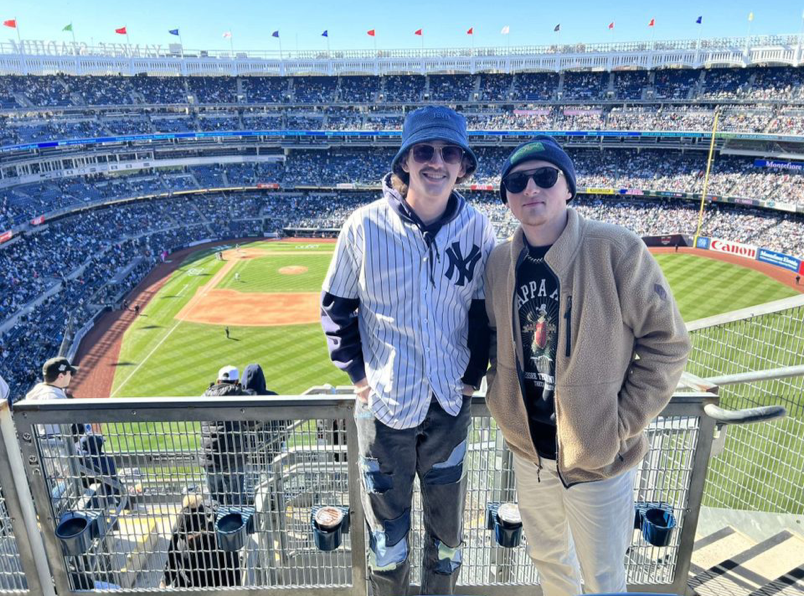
[517,243,560,459]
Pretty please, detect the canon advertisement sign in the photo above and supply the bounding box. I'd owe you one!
[710,238,758,259]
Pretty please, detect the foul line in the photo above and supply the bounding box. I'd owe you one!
[111,275,197,397]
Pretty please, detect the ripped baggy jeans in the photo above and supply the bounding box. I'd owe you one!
[355,395,471,596]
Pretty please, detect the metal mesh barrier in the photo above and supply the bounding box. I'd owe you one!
[687,297,804,514]
[30,414,354,591]
[13,394,713,594]
[0,489,27,591]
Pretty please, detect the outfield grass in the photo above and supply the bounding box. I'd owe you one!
[654,254,798,320]
[106,242,801,513]
[110,241,349,397]
[218,253,333,293]
[112,245,797,398]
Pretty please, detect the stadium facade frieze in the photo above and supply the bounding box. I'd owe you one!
[2,34,804,76]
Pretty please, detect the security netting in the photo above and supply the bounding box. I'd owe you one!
[686,299,804,514]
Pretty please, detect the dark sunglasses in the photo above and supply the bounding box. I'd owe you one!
[410,144,465,165]
[502,167,563,193]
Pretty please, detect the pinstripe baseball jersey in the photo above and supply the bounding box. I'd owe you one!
[323,180,495,429]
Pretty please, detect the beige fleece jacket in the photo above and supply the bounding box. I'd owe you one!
[484,209,691,486]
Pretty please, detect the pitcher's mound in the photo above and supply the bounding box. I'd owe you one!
[279,266,308,275]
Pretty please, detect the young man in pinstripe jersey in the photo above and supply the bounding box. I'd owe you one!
[321,106,496,596]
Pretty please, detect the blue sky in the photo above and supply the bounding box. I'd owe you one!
[2,0,804,53]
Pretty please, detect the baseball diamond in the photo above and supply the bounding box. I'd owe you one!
[70,240,797,401]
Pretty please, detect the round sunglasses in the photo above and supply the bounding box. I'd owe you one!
[502,167,563,193]
[410,144,465,165]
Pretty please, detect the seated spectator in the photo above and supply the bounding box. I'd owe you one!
[75,433,123,510]
[201,365,254,506]
[241,363,286,449]
[160,494,240,588]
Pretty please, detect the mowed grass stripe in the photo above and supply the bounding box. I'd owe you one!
[654,254,796,321]
[113,322,348,397]
[218,253,332,293]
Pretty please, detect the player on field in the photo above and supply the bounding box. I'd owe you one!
[321,106,495,596]
[483,136,691,596]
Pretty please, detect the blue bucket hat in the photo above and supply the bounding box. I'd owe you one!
[391,106,477,178]
[499,136,577,203]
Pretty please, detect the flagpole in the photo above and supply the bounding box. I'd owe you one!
[230,32,234,55]
[279,37,283,60]
[179,32,184,58]
[694,108,719,247]
[14,16,20,44]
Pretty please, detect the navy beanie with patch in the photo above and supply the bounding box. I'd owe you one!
[499,136,577,203]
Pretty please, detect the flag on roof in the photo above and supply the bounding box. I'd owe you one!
[115,26,127,35]
[414,28,422,35]
[648,18,655,27]
[322,30,328,37]
[466,27,473,35]
[169,29,179,36]
[272,30,279,37]
[501,25,510,34]
[608,22,615,30]
[367,29,375,36]
[63,23,73,32]
[696,16,703,24]
[3,19,16,28]
[223,31,232,38]
[554,24,560,32]
[748,12,754,22]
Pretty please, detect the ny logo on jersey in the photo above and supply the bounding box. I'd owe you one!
[444,242,482,286]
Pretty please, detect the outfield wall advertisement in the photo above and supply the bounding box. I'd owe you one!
[697,237,801,274]
[756,249,802,273]
[709,238,758,259]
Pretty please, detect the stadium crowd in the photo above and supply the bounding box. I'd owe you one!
[2,183,801,401]
[2,100,800,144]
[8,66,798,107]
[2,65,804,402]
[6,147,803,230]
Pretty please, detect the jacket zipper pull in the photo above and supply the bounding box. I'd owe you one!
[563,295,573,358]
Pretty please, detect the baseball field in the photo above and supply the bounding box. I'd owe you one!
[97,241,798,399]
[70,238,801,512]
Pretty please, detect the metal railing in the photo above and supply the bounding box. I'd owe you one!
[1,389,725,596]
[1,34,801,61]
[687,295,804,514]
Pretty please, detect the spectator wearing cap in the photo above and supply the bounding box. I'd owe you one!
[24,357,87,437]
[484,136,691,596]
[320,106,496,596]
[200,365,255,506]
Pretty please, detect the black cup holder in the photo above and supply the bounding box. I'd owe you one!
[311,505,350,551]
[485,502,523,548]
[215,506,256,552]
